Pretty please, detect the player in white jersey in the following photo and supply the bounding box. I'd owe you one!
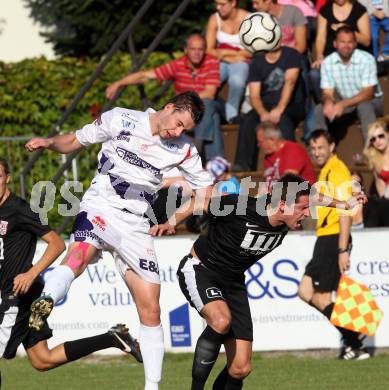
[25,91,214,390]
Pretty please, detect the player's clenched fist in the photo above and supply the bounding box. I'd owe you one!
[25,137,52,152]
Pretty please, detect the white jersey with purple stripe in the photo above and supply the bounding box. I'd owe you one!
[75,107,213,216]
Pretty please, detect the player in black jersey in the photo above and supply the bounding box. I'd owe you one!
[150,174,366,390]
[0,157,142,373]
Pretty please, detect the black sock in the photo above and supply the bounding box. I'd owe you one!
[212,365,228,389]
[191,326,225,390]
[64,332,118,362]
[225,373,243,390]
[321,303,362,348]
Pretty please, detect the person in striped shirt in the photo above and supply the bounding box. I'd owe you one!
[106,34,224,162]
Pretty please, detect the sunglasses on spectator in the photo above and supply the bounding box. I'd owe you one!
[370,133,386,144]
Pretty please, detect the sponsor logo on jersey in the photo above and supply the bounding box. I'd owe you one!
[0,220,8,235]
[121,119,136,130]
[92,216,106,231]
[163,141,179,151]
[73,229,101,242]
[116,147,161,176]
[240,230,284,255]
[116,130,132,142]
[246,222,259,228]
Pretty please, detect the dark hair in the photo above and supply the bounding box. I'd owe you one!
[165,91,205,125]
[335,25,356,40]
[309,129,334,145]
[274,174,312,204]
[0,157,10,175]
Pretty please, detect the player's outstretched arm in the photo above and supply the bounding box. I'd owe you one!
[25,133,84,154]
[149,186,213,237]
[13,231,66,296]
[311,190,368,210]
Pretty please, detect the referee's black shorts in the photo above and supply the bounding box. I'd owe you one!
[0,280,52,359]
[177,254,253,341]
[304,234,351,292]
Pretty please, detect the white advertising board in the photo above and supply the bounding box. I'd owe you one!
[29,229,388,354]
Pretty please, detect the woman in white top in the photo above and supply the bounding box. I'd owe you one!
[206,0,252,123]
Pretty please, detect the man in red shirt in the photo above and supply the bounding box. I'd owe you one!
[106,34,223,161]
[257,121,316,187]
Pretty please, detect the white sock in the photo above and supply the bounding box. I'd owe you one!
[42,265,75,304]
[139,323,164,390]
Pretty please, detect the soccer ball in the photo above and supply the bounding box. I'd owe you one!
[239,12,281,54]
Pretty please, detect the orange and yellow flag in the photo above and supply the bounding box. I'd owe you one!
[330,275,384,336]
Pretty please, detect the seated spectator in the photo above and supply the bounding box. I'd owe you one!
[233,43,306,171]
[252,0,308,54]
[105,34,223,161]
[278,0,318,49]
[310,0,371,102]
[205,0,252,123]
[359,0,389,60]
[363,120,389,227]
[312,26,383,142]
[257,121,316,187]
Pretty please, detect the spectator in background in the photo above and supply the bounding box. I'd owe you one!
[298,130,370,360]
[313,26,383,142]
[233,43,306,171]
[252,0,308,54]
[278,0,318,49]
[310,0,371,102]
[106,34,224,161]
[256,121,316,187]
[206,0,252,123]
[359,0,389,60]
[363,120,389,226]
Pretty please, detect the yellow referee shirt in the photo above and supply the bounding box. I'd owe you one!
[316,155,352,237]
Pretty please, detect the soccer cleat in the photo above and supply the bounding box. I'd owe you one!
[339,346,371,360]
[109,324,143,363]
[29,295,54,331]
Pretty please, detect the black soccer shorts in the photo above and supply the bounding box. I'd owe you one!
[177,254,253,341]
[304,234,352,292]
[0,280,52,359]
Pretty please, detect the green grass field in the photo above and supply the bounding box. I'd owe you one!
[2,351,389,390]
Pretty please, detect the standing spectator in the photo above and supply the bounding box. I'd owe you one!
[310,0,371,102]
[298,130,370,360]
[206,0,252,123]
[359,0,389,60]
[256,121,316,187]
[106,34,223,161]
[363,120,389,226]
[313,26,383,141]
[253,0,308,53]
[233,44,306,171]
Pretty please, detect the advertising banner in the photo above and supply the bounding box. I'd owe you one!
[28,229,388,354]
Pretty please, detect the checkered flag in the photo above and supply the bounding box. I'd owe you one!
[330,275,384,336]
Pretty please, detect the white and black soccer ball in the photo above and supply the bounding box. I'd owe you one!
[239,12,281,54]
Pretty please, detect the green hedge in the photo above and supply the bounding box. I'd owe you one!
[0,52,177,234]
